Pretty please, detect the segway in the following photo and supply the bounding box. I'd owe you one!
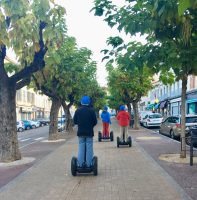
[98,130,114,142]
[71,142,98,176]
[117,129,132,148]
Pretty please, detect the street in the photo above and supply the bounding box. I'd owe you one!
[17,126,49,149]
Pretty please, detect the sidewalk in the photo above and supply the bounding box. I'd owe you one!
[0,119,193,200]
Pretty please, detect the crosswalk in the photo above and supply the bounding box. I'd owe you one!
[18,137,45,142]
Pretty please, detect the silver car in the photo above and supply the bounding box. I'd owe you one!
[16,120,25,132]
[159,115,197,139]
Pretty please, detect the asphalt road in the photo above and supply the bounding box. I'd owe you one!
[17,126,50,149]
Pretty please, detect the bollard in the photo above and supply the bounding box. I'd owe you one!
[190,126,197,166]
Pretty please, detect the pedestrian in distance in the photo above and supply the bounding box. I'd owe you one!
[73,96,97,167]
[116,105,130,141]
[100,106,111,138]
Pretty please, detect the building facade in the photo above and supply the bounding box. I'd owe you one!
[16,87,51,120]
[140,75,197,116]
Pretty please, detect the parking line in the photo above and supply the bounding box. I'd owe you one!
[20,138,31,142]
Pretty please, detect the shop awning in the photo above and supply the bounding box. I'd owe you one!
[160,101,168,109]
[146,104,154,110]
[187,99,197,103]
[154,103,160,109]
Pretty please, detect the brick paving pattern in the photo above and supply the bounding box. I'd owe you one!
[0,119,193,200]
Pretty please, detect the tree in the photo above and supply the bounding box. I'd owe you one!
[0,0,66,162]
[33,37,100,137]
[103,38,153,129]
[107,63,152,129]
[93,0,197,157]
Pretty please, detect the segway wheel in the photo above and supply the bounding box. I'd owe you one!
[128,136,132,147]
[98,131,102,142]
[92,156,98,176]
[110,131,114,141]
[117,136,120,148]
[71,157,77,176]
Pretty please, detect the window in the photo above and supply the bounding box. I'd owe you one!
[188,102,197,115]
[16,90,22,101]
[149,114,162,119]
[171,117,179,123]
[186,116,197,123]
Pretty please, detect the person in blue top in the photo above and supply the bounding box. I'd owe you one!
[100,106,111,138]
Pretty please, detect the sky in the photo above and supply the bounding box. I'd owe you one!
[55,0,129,86]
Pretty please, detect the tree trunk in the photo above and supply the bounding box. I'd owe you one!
[0,79,21,162]
[180,74,187,158]
[63,105,74,134]
[48,98,61,140]
[132,101,140,130]
[95,109,99,118]
[127,103,131,115]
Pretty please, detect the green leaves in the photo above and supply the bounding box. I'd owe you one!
[178,0,191,16]
[0,0,66,73]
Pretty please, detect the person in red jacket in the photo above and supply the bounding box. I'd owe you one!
[116,105,130,141]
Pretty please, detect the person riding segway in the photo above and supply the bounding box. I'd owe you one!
[71,96,98,176]
[98,106,114,142]
[116,105,132,147]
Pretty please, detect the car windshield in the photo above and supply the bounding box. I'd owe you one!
[149,114,162,119]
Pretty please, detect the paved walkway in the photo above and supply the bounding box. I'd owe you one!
[0,119,193,200]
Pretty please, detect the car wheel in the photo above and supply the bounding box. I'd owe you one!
[145,123,149,128]
[26,126,30,130]
[170,130,175,139]
[185,135,191,145]
[32,125,36,129]
[18,127,24,132]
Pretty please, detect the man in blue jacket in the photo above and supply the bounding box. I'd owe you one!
[73,96,97,167]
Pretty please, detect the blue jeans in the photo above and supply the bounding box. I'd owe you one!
[78,137,93,167]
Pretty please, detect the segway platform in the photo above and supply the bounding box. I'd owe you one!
[117,136,132,148]
[98,131,114,142]
[71,141,98,176]
[71,156,98,176]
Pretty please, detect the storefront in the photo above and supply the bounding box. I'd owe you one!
[159,100,169,116]
[18,107,33,120]
[187,90,197,115]
[169,97,181,116]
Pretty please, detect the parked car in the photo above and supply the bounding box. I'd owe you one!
[29,120,40,128]
[22,120,32,130]
[110,110,116,117]
[159,115,197,140]
[16,120,25,132]
[186,125,197,146]
[139,111,152,125]
[142,113,163,128]
[35,118,50,126]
